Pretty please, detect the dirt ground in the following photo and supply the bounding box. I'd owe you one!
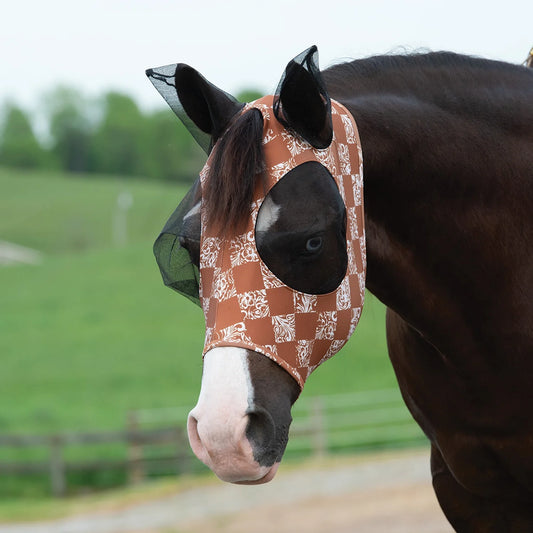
[152,449,453,533]
[178,480,452,533]
[0,448,453,533]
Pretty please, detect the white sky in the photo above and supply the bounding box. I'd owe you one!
[1,0,532,114]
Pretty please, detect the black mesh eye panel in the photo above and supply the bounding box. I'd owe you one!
[255,162,347,295]
[153,178,202,306]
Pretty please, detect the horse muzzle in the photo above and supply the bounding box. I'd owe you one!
[187,405,280,484]
[186,347,298,484]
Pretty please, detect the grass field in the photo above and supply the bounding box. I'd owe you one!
[0,167,187,255]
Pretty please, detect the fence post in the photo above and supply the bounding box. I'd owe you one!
[310,397,327,457]
[127,411,145,484]
[49,435,66,497]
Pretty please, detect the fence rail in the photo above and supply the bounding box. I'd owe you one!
[0,388,427,497]
[288,388,426,455]
[0,426,188,497]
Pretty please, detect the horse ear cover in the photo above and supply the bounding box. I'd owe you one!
[146,63,243,153]
[274,45,333,149]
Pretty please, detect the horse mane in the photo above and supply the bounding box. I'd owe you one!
[328,50,529,83]
[325,51,533,103]
[323,51,533,141]
[204,108,265,234]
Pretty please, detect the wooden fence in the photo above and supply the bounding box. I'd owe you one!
[133,388,427,456]
[288,389,427,455]
[0,426,189,497]
[0,389,427,497]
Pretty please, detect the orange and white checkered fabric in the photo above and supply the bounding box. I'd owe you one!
[199,96,366,389]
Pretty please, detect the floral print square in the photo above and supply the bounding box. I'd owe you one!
[238,290,270,320]
[316,311,337,340]
[339,143,351,175]
[272,314,296,343]
[200,237,221,269]
[230,231,258,267]
[293,292,317,313]
[213,270,237,301]
[296,339,314,368]
[336,277,351,311]
[219,322,252,344]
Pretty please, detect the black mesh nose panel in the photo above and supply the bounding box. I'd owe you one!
[153,178,201,306]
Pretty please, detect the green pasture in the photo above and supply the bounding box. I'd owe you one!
[0,167,188,254]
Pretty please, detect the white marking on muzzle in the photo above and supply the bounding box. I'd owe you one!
[188,347,276,482]
[190,346,252,419]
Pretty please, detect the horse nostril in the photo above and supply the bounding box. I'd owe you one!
[187,414,200,447]
[245,405,276,463]
[187,412,210,465]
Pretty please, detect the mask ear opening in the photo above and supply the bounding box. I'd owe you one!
[273,46,333,149]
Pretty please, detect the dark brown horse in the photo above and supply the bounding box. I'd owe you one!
[148,47,533,531]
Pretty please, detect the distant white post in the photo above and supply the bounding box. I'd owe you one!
[113,191,133,246]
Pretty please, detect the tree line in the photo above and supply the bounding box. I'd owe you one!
[0,87,262,183]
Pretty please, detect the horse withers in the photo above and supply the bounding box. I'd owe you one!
[148,46,533,530]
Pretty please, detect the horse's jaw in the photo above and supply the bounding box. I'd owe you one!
[187,347,299,484]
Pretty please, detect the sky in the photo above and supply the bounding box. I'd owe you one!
[1,0,532,116]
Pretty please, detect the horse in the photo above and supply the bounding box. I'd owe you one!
[147,46,533,531]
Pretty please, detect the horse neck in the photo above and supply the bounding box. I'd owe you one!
[325,57,533,359]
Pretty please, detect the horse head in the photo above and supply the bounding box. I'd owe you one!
[147,47,366,484]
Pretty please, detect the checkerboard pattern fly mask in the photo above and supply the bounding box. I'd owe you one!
[198,96,366,389]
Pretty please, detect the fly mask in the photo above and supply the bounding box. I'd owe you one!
[149,47,366,390]
[198,96,365,388]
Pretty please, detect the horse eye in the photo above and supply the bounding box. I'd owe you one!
[305,236,323,253]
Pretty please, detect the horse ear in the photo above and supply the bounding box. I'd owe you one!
[146,63,243,153]
[274,46,333,149]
